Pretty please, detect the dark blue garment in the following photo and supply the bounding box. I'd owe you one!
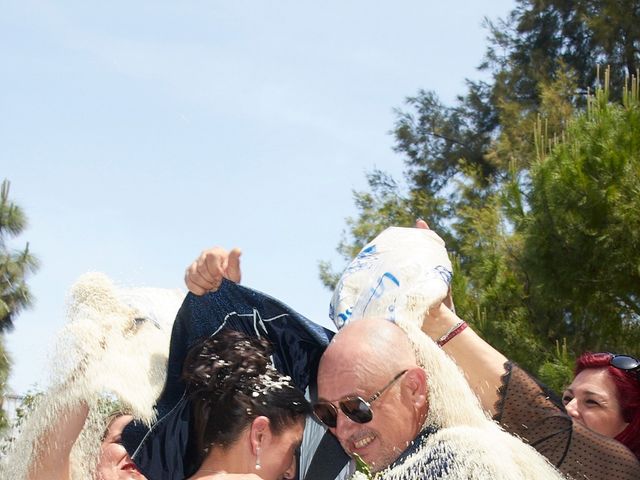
[122,279,334,480]
[383,426,454,479]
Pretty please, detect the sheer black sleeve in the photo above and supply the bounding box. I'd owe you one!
[494,362,640,480]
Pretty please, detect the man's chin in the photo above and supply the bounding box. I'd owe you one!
[351,449,392,473]
[366,450,401,473]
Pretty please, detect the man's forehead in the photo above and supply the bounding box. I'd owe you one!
[317,357,382,398]
[318,355,360,381]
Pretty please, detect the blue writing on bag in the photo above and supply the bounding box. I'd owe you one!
[344,244,379,275]
[362,271,400,316]
[434,265,453,285]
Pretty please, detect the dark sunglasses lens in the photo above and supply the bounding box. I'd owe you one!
[313,403,337,428]
[341,398,373,424]
[611,355,640,371]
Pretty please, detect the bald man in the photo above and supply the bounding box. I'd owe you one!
[315,319,427,472]
[311,317,565,479]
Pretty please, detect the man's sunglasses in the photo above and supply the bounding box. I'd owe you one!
[610,354,640,380]
[312,370,408,428]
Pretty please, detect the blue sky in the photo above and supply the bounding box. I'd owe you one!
[2,0,515,395]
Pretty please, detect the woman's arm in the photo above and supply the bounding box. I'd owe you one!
[414,219,507,415]
[28,401,89,480]
[422,302,507,416]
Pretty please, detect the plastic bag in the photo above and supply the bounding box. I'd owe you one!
[329,226,452,329]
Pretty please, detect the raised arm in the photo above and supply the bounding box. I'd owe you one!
[421,302,507,416]
[184,246,242,295]
[414,221,640,477]
[27,400,89,480]
[413,219,507,415]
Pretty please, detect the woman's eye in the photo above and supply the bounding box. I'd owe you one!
[585,399,600,407]
[562,395,572,405]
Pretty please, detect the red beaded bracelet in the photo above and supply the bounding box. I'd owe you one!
[436,321,468,347]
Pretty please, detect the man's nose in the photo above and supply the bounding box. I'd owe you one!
[331,408,357,442]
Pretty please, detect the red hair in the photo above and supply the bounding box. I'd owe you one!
[576,352,640,459]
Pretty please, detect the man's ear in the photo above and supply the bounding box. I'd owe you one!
[250,416,272,454]
[403,367,428,408]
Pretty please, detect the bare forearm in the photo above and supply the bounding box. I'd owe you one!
[423,305,507,416]
[28,401,89,480]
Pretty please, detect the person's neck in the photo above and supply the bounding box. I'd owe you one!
[189,443,252,479]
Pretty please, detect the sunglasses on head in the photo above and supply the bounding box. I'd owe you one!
[609,354,640,380]
[312,370,408,428]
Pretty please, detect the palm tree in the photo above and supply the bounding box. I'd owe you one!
[0,179,39,431]
[0,179,39,332]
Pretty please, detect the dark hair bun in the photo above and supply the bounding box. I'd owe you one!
[183,329,272,399]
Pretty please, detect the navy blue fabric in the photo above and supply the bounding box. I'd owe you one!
[122,279,334,480]
[385,426,454,479]
[304,431,350,480]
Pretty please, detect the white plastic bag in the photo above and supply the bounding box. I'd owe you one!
[329,226,452,329]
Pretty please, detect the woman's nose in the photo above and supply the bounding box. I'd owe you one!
[565,398,580,419]
[283,455,297,479]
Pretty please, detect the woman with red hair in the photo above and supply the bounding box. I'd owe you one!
[562,352,640,460]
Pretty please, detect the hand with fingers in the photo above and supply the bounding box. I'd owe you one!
[184,246,242,295]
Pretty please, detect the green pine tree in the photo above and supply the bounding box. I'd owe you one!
[323,0,640,389]
[0,179,39,430]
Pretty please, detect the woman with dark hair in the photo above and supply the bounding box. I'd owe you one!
[182,329,311,480]
[562,352,640,459]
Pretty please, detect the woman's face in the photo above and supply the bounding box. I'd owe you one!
[96,415,147,480]
[259,420,305,480]
[562,367,629,438]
